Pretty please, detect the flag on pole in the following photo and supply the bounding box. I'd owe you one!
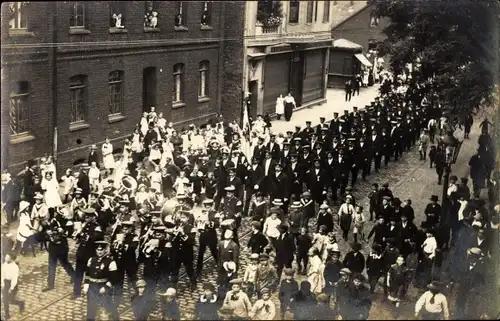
[241,102,252,160]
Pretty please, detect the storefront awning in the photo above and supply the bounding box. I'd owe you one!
[354,53,373,67]
[247,52,266,59]
[332,38,363,50]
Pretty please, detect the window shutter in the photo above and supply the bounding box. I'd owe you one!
[69,3,75,27]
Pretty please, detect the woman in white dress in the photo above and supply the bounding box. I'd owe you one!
[16,201,36,255]
[363,70,369,87]
[275,94,284,120]
[102,138,116,177]
[307,247,325,294]
[41,172,62,208]
[44,156,57,180]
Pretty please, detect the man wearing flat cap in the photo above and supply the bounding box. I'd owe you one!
[83,240,120,321]
[220,279,252,320]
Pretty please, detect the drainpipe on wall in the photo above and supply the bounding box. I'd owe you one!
[51,7,58,161]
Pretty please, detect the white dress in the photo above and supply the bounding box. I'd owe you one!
[41,177,63,207]
[102,143,116,169]
[149,171,162,192]
[307,255,326,294]
[17,213,34,242]
[275,97,284,116]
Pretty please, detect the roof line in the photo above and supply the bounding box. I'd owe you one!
[331,3,371,31]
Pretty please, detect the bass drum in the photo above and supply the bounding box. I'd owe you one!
[161,198,179,219]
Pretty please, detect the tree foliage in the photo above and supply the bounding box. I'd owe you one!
[369,0,500,125]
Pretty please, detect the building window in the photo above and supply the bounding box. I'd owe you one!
[144,1,159,28]
[199,61,209,98]
[110,2,126,28]
[201,1,211,26]
[69,2,86,28]
[323,0,330,22]
[172,64,184,103]
[306,1,314,23]
[288,0,299,23]
[175,2,186,27]
[9,81,30,136]
[8,2,28,30]
[370,12,380,27]
[314,1,319,22]
[108,71,124,115]
[69,75,87,124]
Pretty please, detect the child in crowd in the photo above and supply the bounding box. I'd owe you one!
[353,205,367,243]
[60,168,76,204]
[428,145,437,168]
[243,253,259,299]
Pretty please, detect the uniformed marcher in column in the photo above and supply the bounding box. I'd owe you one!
[196,199,219,278]
[172,211,197,290]
[218,185,243,244]
[42,218,75,292]
[73,208,104,299]
[143,225,171,294]
[83,240,119,321]
[110,221,139,306]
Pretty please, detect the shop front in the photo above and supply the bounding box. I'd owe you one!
[328,38,372,88]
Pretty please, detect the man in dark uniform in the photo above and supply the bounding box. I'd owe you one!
[358,135,373,180]
[226,167,243,200]
[218,185,243,244]
[42,217,75,292]
[73,208,104,299]
[244,158,265,216]
[83,240,119,321]
[306,159,328,205]
[335,148,351,197]
[142,225,173,293]
[300,145,314,169]
[347,138,360,187]
[172,211,197,290]
[280,141,292,167]
[329,112,341,135]
[267,163,289,204]
[315,117,327,134]
[275,224,296,277]
[287,154,304,200]
[343,242,365,274]
[110,221,139,306]
[266,133,281,161]
[252,137,267,163]
[302,121,315,137]
[196,199,219,278]
[381,128,392,166]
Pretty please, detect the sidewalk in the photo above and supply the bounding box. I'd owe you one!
[271,86,380,134]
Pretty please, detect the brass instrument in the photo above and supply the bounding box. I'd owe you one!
[172,224,189,242]
[143,238,160,256]
[116,175,138,195]
[139,225,154,248]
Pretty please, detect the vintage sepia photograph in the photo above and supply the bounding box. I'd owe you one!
[1,0,499,320]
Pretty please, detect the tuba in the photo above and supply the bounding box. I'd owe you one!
[116,175,138,195]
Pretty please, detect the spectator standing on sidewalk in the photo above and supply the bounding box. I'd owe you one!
[283,93,296,122]
[344,79,352,102]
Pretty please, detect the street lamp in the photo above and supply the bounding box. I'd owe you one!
[441,130,462,206]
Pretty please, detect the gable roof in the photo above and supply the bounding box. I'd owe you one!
[330,2,370,30]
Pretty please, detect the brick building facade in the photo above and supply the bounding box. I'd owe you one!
[1,1,244,172]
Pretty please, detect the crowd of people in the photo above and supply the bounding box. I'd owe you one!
[1,68,499,321]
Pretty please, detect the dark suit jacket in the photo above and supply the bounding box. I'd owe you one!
[275,232,296,264]
[266,142,281,161]
[267,171,289,200]
[218,240,239,268]
[88,151,100,166]
[342,251,365,274]
[253,145,267,163]
[246,165,265,190]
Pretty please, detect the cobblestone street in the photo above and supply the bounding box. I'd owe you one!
[5,86,484,320]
